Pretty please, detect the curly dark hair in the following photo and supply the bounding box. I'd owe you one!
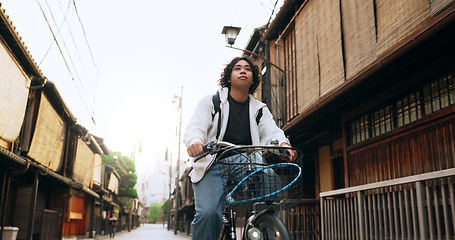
[218,57,262,94]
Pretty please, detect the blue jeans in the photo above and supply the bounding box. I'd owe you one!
[191,154,281,240]
[192,161,226,240]
[109,225,116,238]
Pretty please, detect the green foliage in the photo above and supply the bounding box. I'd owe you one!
[148,203,163,223]
[161,200,169,214]
[119,188,138,199]
[102,153,138,199]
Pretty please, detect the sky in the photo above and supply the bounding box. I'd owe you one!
[0,0,284,203]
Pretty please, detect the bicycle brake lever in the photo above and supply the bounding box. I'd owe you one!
[194,141,217,163]
[202,141,217,154]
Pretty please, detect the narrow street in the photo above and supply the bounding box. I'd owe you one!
[98,224,191,240]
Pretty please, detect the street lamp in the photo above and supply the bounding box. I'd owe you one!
[221,25,284,72]
[222,26,241,45]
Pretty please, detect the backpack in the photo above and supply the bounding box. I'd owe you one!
[211,91,263,139]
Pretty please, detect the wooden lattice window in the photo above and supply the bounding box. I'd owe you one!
[283,26,298,122]
[348,71,455,145]
[423,73,455,115]
[350,115,370,145]
[396,90,422,128]
[371,104,393,137]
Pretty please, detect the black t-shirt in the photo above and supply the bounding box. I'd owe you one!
[222,93,252,145]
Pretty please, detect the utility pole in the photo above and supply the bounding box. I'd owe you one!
[174,86,183,235]
[166,148,172,230]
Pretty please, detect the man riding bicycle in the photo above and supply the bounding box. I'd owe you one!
[184,57,296,240]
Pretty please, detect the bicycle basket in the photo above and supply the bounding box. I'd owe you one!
[217,146,303,210]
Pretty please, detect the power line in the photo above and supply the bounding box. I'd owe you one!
[37,1,73,79]
[38,0,71,66]
[42,0,89,98]
[37,0,95,125]
[72,0,99,74]
[266,0,280,27]
[256,0,273,14]
[58,0,94,90]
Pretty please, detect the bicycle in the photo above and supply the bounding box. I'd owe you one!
[194,141,303,240]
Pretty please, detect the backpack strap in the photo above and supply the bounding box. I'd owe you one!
[212,92,222,139]
[211,92,221,120]
[212,91,263,139]
[255,107,263,125]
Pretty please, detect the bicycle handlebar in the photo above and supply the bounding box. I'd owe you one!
[193,140,295,163]
[193,141,234,163]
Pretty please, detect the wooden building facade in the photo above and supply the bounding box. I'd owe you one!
[255,0,455,239]
[167,0,455,239]
[0,5,135,240]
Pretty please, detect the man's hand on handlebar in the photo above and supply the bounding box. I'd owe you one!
[281,143,297,162]
[189,141,298,163]
[187,142,204,157]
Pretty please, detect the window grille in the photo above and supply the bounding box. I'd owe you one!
[348,71,454,145]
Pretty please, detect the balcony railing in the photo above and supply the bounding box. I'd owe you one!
[282,199,321,240]
[320,168,455,240]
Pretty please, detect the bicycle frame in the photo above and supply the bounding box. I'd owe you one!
[218,206,236,240]
[219,201,286,240]
[194,141,302,240]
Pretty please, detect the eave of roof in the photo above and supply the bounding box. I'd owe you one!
[245,25,266,52]
[43,81,77,123]
[0,4,44,80]
[262,0,305,41]
[1,6,77,124]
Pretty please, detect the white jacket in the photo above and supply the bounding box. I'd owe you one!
[184,87,290,183]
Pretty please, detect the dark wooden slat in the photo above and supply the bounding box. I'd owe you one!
[433,186,443,238]
[378,193,384,239]
[404,189,413,239]
[347,116,455,187]
[358,191,366,239]
[399,190,406,239]
[347,197,352,240]
[343,198,348,240]
[330,199,335,240]
[354,195,359,240]
[416,181,429,240]
[382,193,389,239]
[449,183,455,238]
[372,194,378,240]
[388,192,394,239]
[426,185,436,239]
[410,188,419,239]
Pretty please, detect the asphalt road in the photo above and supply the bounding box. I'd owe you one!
[102,224,191,240]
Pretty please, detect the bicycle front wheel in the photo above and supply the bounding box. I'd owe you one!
[245,214,291,240]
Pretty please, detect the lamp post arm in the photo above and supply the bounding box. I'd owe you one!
[226,45,284,72]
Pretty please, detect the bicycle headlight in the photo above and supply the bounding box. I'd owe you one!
[247,227,261,240]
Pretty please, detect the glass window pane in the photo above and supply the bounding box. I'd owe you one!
[409,93,417,122]
[403,97,410,125]
[374,111,380,137]
[440,76,449,108]
[416,91,422,119]
[448,74,454,105]
[360,117,365,141]
[396,99,403,127]
[385,106,392,132]
[431,80,440,112]
[423,84,432,115]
